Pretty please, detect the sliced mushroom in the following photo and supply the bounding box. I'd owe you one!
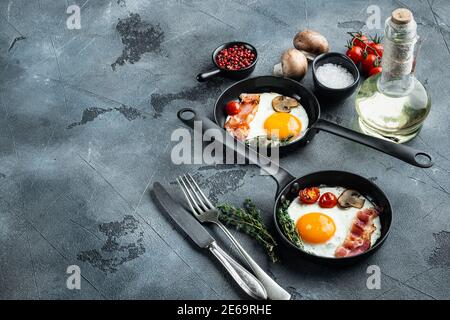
[337,189,366,209]
[272,96,299,113]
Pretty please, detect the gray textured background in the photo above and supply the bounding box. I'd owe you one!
[0,0,449,300]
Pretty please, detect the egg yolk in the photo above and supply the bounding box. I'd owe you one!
[296,213,336,244]
[264,113,302,140]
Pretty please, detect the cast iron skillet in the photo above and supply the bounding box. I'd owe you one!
[213,76,433,168]
[177,109,392,265]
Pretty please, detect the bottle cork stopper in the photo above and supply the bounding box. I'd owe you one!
[391,8,413,24]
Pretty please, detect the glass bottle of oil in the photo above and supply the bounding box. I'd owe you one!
[355,8,431,143]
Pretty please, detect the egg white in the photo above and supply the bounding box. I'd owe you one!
[287,186,382,258]
[226,92,309,142]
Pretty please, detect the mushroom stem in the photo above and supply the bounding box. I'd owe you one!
[273,63,283,77]
[299,50,317,61]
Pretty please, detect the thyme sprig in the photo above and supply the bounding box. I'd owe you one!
[218,199,279,263]
[276,199,303,249]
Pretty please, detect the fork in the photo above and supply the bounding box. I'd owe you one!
[177,173,291,300]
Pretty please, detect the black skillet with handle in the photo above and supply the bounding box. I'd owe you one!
[213,76,433,168]
[177,108,392,265]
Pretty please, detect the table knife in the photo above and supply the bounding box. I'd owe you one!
[152,182,268,300]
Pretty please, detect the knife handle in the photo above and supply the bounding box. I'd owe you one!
[208,242,267,300]
[217,222,292,300]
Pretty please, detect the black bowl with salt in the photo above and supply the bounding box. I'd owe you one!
[312,52,360,101]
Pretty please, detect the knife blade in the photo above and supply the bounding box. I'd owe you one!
[152,182,267,300]
[152,182,214,248]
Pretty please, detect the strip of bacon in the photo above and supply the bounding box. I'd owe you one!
[335,208,379,258]
[224,94,260,141]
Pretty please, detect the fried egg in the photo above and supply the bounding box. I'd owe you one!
[287,186,382,258]
[227,92,309,142]
[248,92,308,141]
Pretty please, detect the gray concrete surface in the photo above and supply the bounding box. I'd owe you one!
[0,0,449,300]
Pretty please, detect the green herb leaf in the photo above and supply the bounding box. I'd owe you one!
[276,199,303,249]
[218,199,279,263]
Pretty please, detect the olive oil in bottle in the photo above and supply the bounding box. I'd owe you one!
[355,8,431,143]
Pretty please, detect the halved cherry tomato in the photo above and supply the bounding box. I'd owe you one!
[369,66,382,77]
[299,187,320,204]
[319,192,338,208]
[226,101,240,115]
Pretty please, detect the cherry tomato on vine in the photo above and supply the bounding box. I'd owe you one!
[352,34,369,49]
[362,53,380,75]
[369,66,382,77]
[318,192,338,208]
[367,42,384,57]
[299,187,320,204]
[346,46,364,64]
[225,101,240,115]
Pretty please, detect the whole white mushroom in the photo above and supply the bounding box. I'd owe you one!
[273,48,308,79]
[293,29,329,60]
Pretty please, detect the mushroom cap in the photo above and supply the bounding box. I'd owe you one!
[281,48,308,79]
[293,29,329,56]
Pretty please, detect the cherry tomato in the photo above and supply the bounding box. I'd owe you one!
[366,42,384,57]
[319,192,338,208]
[362,53,380,75]
[225,101,240,115]
[346,46,364,65]
[352,34,369,49]
[299,187,320,204]
[369,66,382,77]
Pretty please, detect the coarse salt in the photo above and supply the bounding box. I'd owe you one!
[316,63,354,89]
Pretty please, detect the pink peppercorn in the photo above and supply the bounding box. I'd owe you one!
[216,45,255,71]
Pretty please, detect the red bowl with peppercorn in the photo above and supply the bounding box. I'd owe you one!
[196,41,258,82]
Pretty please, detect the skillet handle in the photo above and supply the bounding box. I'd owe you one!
[315,119,433,168]
[196,69,222,82]
[177,108,295,193]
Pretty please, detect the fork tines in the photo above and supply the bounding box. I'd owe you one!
[177,174,214,215]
